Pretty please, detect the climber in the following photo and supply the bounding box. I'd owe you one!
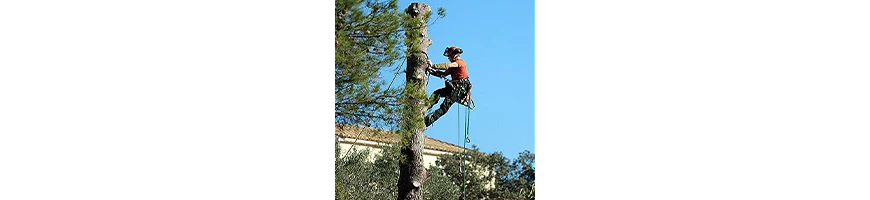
[425,46,473,127]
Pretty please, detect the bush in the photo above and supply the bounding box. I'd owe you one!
[335,141,534,200]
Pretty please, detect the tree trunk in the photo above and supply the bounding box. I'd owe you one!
[397,3,432,200]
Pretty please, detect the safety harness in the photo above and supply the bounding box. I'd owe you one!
[447,78,475,110]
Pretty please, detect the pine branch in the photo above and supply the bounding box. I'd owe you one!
[336,100,399,107]
[335,111,396,122]
[347,16,441,39]
[349,34,389,38]
[351,8,382,29]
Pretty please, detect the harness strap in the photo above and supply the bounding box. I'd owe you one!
[446,78,474,110]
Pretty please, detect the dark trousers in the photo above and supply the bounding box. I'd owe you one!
[425,79,471,126]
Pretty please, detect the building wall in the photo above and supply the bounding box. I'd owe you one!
[337,138,450,167]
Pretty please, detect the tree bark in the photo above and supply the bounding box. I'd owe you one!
[397,3,432,200]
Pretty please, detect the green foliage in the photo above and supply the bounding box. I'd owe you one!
[335,140,399,200]
[436,146,499,199]
[397,76,427,145]
[436,146,536,200]
[335,140,535,200]
[335,0,405,130]
[423,166,461,200]
[437,7,446,18]
[335,0,447,138]
[498,150,535,200]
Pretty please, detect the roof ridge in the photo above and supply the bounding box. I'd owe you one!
[335,123,468,152]
[425,135,466,149]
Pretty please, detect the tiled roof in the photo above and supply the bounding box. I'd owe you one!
[335,123,467,153]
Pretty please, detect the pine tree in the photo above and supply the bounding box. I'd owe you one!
[335,1,448,199]
[395,2,435,200]
[335,0,404,129]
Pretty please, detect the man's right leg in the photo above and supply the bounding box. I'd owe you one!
[425,97,454,126]
[427,87,450,111]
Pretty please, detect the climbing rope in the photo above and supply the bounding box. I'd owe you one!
[456,103,462,152]
[457,103,472,199]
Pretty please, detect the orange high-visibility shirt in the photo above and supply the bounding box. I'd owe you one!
[450,59,468,80]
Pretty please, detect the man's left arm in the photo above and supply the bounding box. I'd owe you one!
[428,60,459,70]
[430,69,449,78]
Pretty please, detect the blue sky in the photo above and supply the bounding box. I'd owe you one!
[394,0,535,159]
